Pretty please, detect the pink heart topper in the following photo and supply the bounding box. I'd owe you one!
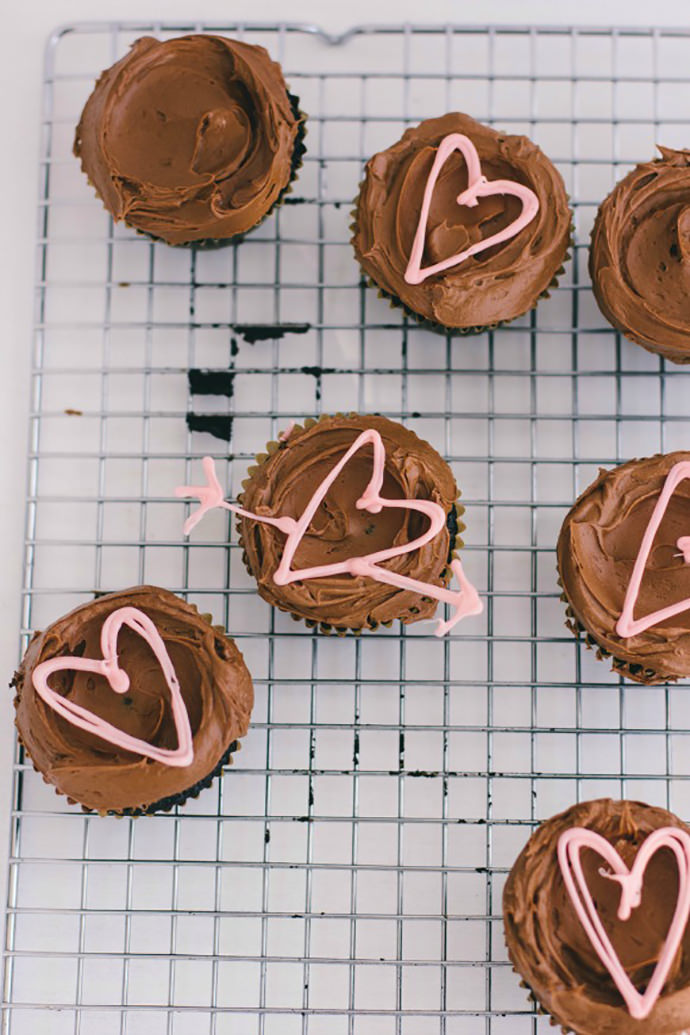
[175,428,483,636]
[616,460,690,639]
[558,826,690,1019]
[404,132,540,286]
[31,606,194,767]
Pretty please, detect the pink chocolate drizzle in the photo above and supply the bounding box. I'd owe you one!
[404,132,540,286]
[175,428,483,636]
[616,460,690,638]
[558,825,690,1019]
[31,606,194,767]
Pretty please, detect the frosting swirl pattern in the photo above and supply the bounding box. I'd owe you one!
[13,586,254,813]
[74,34,303,245]
[352,112,571,330]
[590,148,690,363]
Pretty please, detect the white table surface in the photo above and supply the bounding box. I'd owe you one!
[1,0,688,960]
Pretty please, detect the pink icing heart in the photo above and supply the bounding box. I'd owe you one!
[404,132,539,285]
[175,428,483,636]
[31,606,194,767]
[558,826,690,1019]
[616,460,690,638]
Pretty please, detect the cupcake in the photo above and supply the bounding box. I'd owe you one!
[176,414,483,634]
[557,451,690,684]
[351,112,571,334]
[504,798,690,1035]
[590,148,690,364]
[12,586,253,815]
[74,34,306,247]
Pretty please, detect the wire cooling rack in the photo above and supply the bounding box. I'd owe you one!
[5,19,690,1035]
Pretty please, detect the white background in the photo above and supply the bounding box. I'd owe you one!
[1,0,689,969]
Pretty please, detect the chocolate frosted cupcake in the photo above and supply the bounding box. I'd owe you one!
[590,148,690,364]
[177,414,482,635]
[12,586,253,814]
[74,34,306,246]
[557,451,690,684]
[351,112,571,333]
[504,798,690,1035]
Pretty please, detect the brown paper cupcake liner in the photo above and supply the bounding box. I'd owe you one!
[350,188,574,337]
[506,945,573,1035]
[556,573,667,686]
[14,732,240,818]
[236,414,466,636]
[12,605,249,816]
[115,737,240,816]
[81,91,307,250]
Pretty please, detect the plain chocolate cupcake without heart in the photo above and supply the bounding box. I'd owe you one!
[12,586,253,815]
[504,798,690,1035]
[557,451,690,684]
[590,147,690,364]
[351,112,572,334]
[74,34,306,247]
[177,414,483,635]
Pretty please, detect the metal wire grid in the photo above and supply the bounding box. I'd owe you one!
[5,18,690,1035]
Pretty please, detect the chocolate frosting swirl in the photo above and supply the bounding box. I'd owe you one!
[504,799,690,1035]
[557,451,690,684]
[74,35,302,245]
[238,415,459,630]
[12,586,253,813]
[590,148,690,363]
[352,112,571,329]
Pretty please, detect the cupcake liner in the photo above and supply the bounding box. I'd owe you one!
[82,91,307,250]
[236,414,467,635]
[506,948,574,1034]
[14,730,240,818]
[116,737,240,816]
[556,574,667,686]
[350,187,574,337]
[507,942,687,1035]
[12,602,251,815]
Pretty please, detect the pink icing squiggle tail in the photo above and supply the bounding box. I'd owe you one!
[175,456,296,538]
[175,432,483,636]
[558,825,690,1020]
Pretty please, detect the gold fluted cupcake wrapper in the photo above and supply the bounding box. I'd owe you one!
[505,939,574,1035]
[236,413,466,636]
[556,572,667,686]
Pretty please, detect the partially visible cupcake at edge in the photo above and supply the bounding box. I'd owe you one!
[74,34,306,246]
[351,112,572,334]
[177,414,483,635]
[504,798,690,1035]
[12,586,254,815]
[590,147,690,363]
[557,450,690,684]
